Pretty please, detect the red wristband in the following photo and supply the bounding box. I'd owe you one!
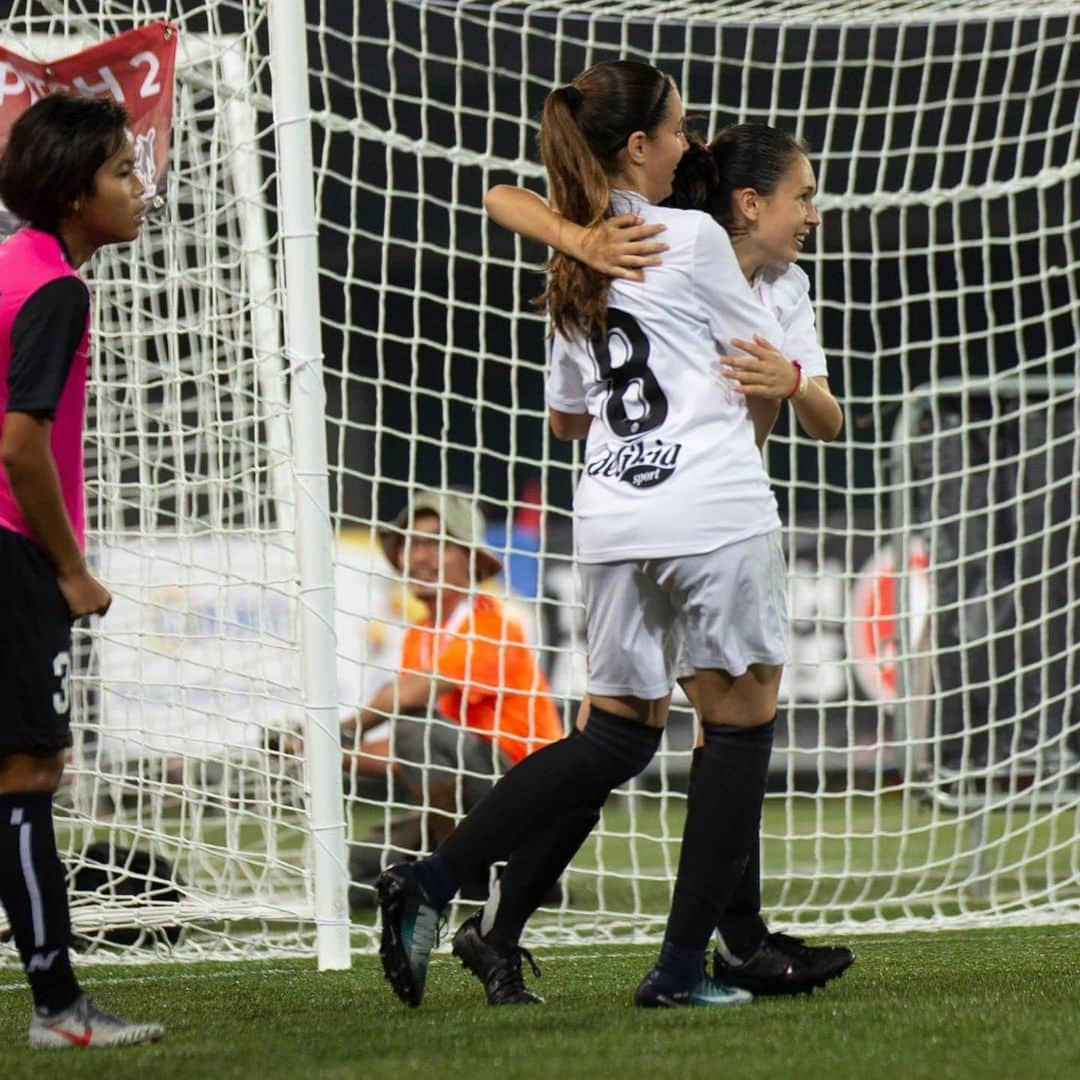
[785,360,803,400]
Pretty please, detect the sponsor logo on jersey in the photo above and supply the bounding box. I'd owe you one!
[586,438,683,489]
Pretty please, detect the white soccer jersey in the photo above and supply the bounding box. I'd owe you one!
[751,262,828,379]
[545,189,784,564]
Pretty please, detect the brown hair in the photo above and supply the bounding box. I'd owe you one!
[537,60,676,337]
[668,124,809,234]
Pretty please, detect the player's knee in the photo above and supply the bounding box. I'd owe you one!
[697,691,777,729]
[701,711,775,730]
[580,704,663,785]
[701,715,776,745]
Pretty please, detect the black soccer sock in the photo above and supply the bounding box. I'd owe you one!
[685,746,703,801]
[434,707,661,895]
[481,803,601,951]
[661,718,775,957]
[0,793,81,1013]
[683,730,774,953]
[685,739,770,935]
[715,838,769,960]
[712,723,775,958]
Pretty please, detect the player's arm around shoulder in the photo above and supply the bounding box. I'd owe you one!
[484,184,668,281]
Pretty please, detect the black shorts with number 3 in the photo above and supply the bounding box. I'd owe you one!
[0,526,74,750]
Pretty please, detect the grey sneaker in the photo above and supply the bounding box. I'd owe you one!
[29,995,164,1049]
[376,861,443,1007]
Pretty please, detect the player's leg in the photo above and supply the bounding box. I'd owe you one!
[0,749,80,1012]
[452,692,675,1004]
[703,722,855,994]
[376,560,669,1006]
[452,714,619,1003]
[349,713,502,905]
[673,671,843,996]
[635,532,784,1007]
[0,527,162,1048]
[451,795,599,1005]
[680,630,854,989]
[377,699,662,1006]
[635,663,776,1007]
[679,674,770,953]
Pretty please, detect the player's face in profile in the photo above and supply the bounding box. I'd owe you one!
[644,88,689,202]
[74,131,148,245]
[752,152,820,267]
[405,512,472,599]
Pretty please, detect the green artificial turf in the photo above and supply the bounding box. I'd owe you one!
[2,925,1078,1079]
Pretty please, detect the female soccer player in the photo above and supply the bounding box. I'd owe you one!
[378,58,823,1010]
[0,94,162,1048]
[467,125,851,1000]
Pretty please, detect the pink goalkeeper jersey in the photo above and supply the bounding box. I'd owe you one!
[0,228,90,550]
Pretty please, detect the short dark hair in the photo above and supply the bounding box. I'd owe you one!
[0,93,130,231]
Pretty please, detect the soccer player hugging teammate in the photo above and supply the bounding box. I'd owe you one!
[377,59,840,1011]
[0,94,162,1048]
[485,125,853,998]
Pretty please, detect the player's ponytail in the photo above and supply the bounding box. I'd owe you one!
[537,60,676,338]
[669,123,808,234]
[537,85,612,337]
[667,133,727,222]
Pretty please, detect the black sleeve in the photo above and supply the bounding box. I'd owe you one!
[7,277,90,420]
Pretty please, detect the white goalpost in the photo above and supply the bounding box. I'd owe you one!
[1,3,350,966]
[0,0,1077,970]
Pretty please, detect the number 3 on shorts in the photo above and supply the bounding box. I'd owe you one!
[52,650,71,716]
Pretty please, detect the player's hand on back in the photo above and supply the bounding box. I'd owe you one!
[58,567,112,618]
[577,214,668,281]
[718,335,800,399]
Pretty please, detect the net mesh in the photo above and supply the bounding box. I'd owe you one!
[0,0,1077,965]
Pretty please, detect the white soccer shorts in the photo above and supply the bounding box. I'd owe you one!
[579,529,789,699]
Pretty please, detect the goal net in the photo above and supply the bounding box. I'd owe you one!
[1,0,1077,968]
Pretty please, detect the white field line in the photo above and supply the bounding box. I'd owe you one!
[6,924,1076,993]
[0,951,660,992]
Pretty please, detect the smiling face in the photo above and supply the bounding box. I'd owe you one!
[69,131,148,247]
[403,511,472,602]
[739,152,820,268]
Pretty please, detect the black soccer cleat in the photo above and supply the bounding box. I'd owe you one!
[712,931,855,997]
[376,862,443,1007]
[771,932,855,984]
[451,913,544,1005]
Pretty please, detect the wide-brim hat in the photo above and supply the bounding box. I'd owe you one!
[378,488,503,583]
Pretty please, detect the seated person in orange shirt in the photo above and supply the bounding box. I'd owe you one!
[347,489,564,904]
